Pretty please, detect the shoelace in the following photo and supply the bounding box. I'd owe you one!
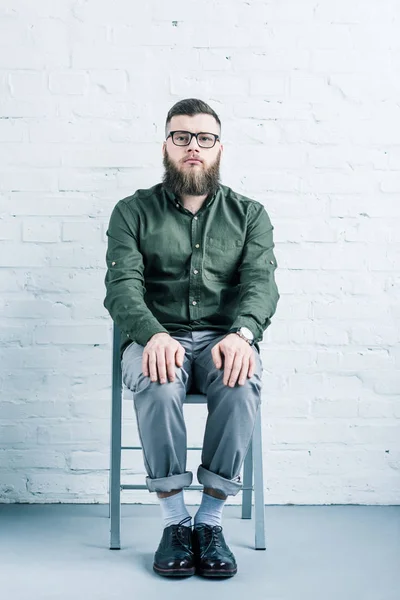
[170,516,194,554]
[195,524,223,557]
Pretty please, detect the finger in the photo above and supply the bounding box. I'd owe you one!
[148,350,157,381]
[212,344,223,369]
[157,349,167,384]
[223,351,235,386]
[165,348,176,382]
[176,346,185,368]
[228,355,243,387]
[247,353,256,378]
[148,350,158,383]
[142,351,149,377]
[238,357,250,386]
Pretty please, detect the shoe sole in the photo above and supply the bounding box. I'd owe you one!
[197,568,237,578]
[153,565,195,578]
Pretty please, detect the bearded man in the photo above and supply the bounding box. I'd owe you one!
[103,98,279,579]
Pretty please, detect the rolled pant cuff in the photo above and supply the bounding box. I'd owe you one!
[197,465,242,497]
[146,471,193,493]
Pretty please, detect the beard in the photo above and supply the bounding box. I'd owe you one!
[162,148,221,198]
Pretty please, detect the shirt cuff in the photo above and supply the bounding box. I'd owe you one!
[133,321,169,347]
[228,317,260,341]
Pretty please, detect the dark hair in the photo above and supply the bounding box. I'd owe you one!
[165,98,221,137]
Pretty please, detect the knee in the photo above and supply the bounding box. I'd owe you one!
[134,374,185,408]
[213,371,262,411]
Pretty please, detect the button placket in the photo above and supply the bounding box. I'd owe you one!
[190,214,201,316]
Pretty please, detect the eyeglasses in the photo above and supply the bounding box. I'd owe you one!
[166,130,220,149]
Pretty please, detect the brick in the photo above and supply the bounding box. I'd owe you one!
[3,268,105,294]
[70,298,109,320]
[46,243,106,268]
[68,451,108,471]
[9,71,47,97]
[0,98,57,118]
[27,472,108,497]
[350,423,400,445]
[34,324,109,345]
[0,324,33,346]
[0,401,69,420]
[60,143,157,168]
[0,143,61,167]
[0,449,66,470]
[0,243,48,267]
[58,169,120,191]
[36,419,110,445]
[273,218,338,243]
[22,220,61,242]
[0,219,21,241]
[358,397,397,419]
[5,193,105,216]
[311,398,359,418]
[62,221,102,242]
[49,71,88,95]
[0,472,29,502]
[2,299,70,319]
[89,70,128,94]
[250,75,287,97]
[0,169,58,192]
[0,119,27,142]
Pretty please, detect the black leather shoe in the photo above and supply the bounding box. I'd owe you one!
[192,523,237,578]
[153,516,195,577]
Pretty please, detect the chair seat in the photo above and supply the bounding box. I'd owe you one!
[184,393,206,404]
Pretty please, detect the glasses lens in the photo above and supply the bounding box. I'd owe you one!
[198,134,216,148]
[172,131,191,145]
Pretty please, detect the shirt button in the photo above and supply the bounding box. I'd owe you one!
[195,244,200,248]
[193,269,198,274]
[176,203,179,208]
[194,216,198,220]
[192,301,197,305]
[111,261,116,266]
[270,260,274,265]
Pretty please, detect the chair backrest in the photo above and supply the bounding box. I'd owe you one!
[112,322,206,404]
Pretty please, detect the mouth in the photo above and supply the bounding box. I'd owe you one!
[184,159,202,165]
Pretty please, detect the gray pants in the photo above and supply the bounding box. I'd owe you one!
[121,330,263,497]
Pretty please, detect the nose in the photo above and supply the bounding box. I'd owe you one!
[187,135,200,151]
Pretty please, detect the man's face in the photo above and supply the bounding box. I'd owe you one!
[162,114,223,197]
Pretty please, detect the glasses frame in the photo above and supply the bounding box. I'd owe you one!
[166,130,220,149]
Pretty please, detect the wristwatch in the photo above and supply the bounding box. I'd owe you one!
[230,326,254,346]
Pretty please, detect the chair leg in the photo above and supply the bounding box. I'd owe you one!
[110,324,122,550]
[253,406,266,550]
[241,439,253,519]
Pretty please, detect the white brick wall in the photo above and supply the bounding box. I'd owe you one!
[1,0,399,505]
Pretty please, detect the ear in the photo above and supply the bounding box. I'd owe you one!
[162,141,166,154]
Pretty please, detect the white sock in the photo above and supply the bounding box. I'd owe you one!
[194,492,226,527]
[159,490,191,528]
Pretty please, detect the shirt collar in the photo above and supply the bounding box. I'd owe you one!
[162,183,221,210]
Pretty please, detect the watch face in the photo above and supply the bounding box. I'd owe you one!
[241,327,254,340]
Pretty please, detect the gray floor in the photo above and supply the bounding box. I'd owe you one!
[0,504,399,600]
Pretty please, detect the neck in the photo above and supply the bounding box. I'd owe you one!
[181,193,208,213]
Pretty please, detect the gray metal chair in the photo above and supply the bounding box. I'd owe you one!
[109,323,266,550]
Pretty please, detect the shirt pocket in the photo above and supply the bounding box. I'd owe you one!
[203,236,243,281]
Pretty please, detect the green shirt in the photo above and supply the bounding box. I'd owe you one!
[103,182,280,360]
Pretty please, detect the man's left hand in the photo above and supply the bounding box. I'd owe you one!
[211,333,256,387]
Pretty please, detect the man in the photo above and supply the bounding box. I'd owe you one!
[103,98,279,578]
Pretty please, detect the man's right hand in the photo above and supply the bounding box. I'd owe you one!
[142,333,186,384]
